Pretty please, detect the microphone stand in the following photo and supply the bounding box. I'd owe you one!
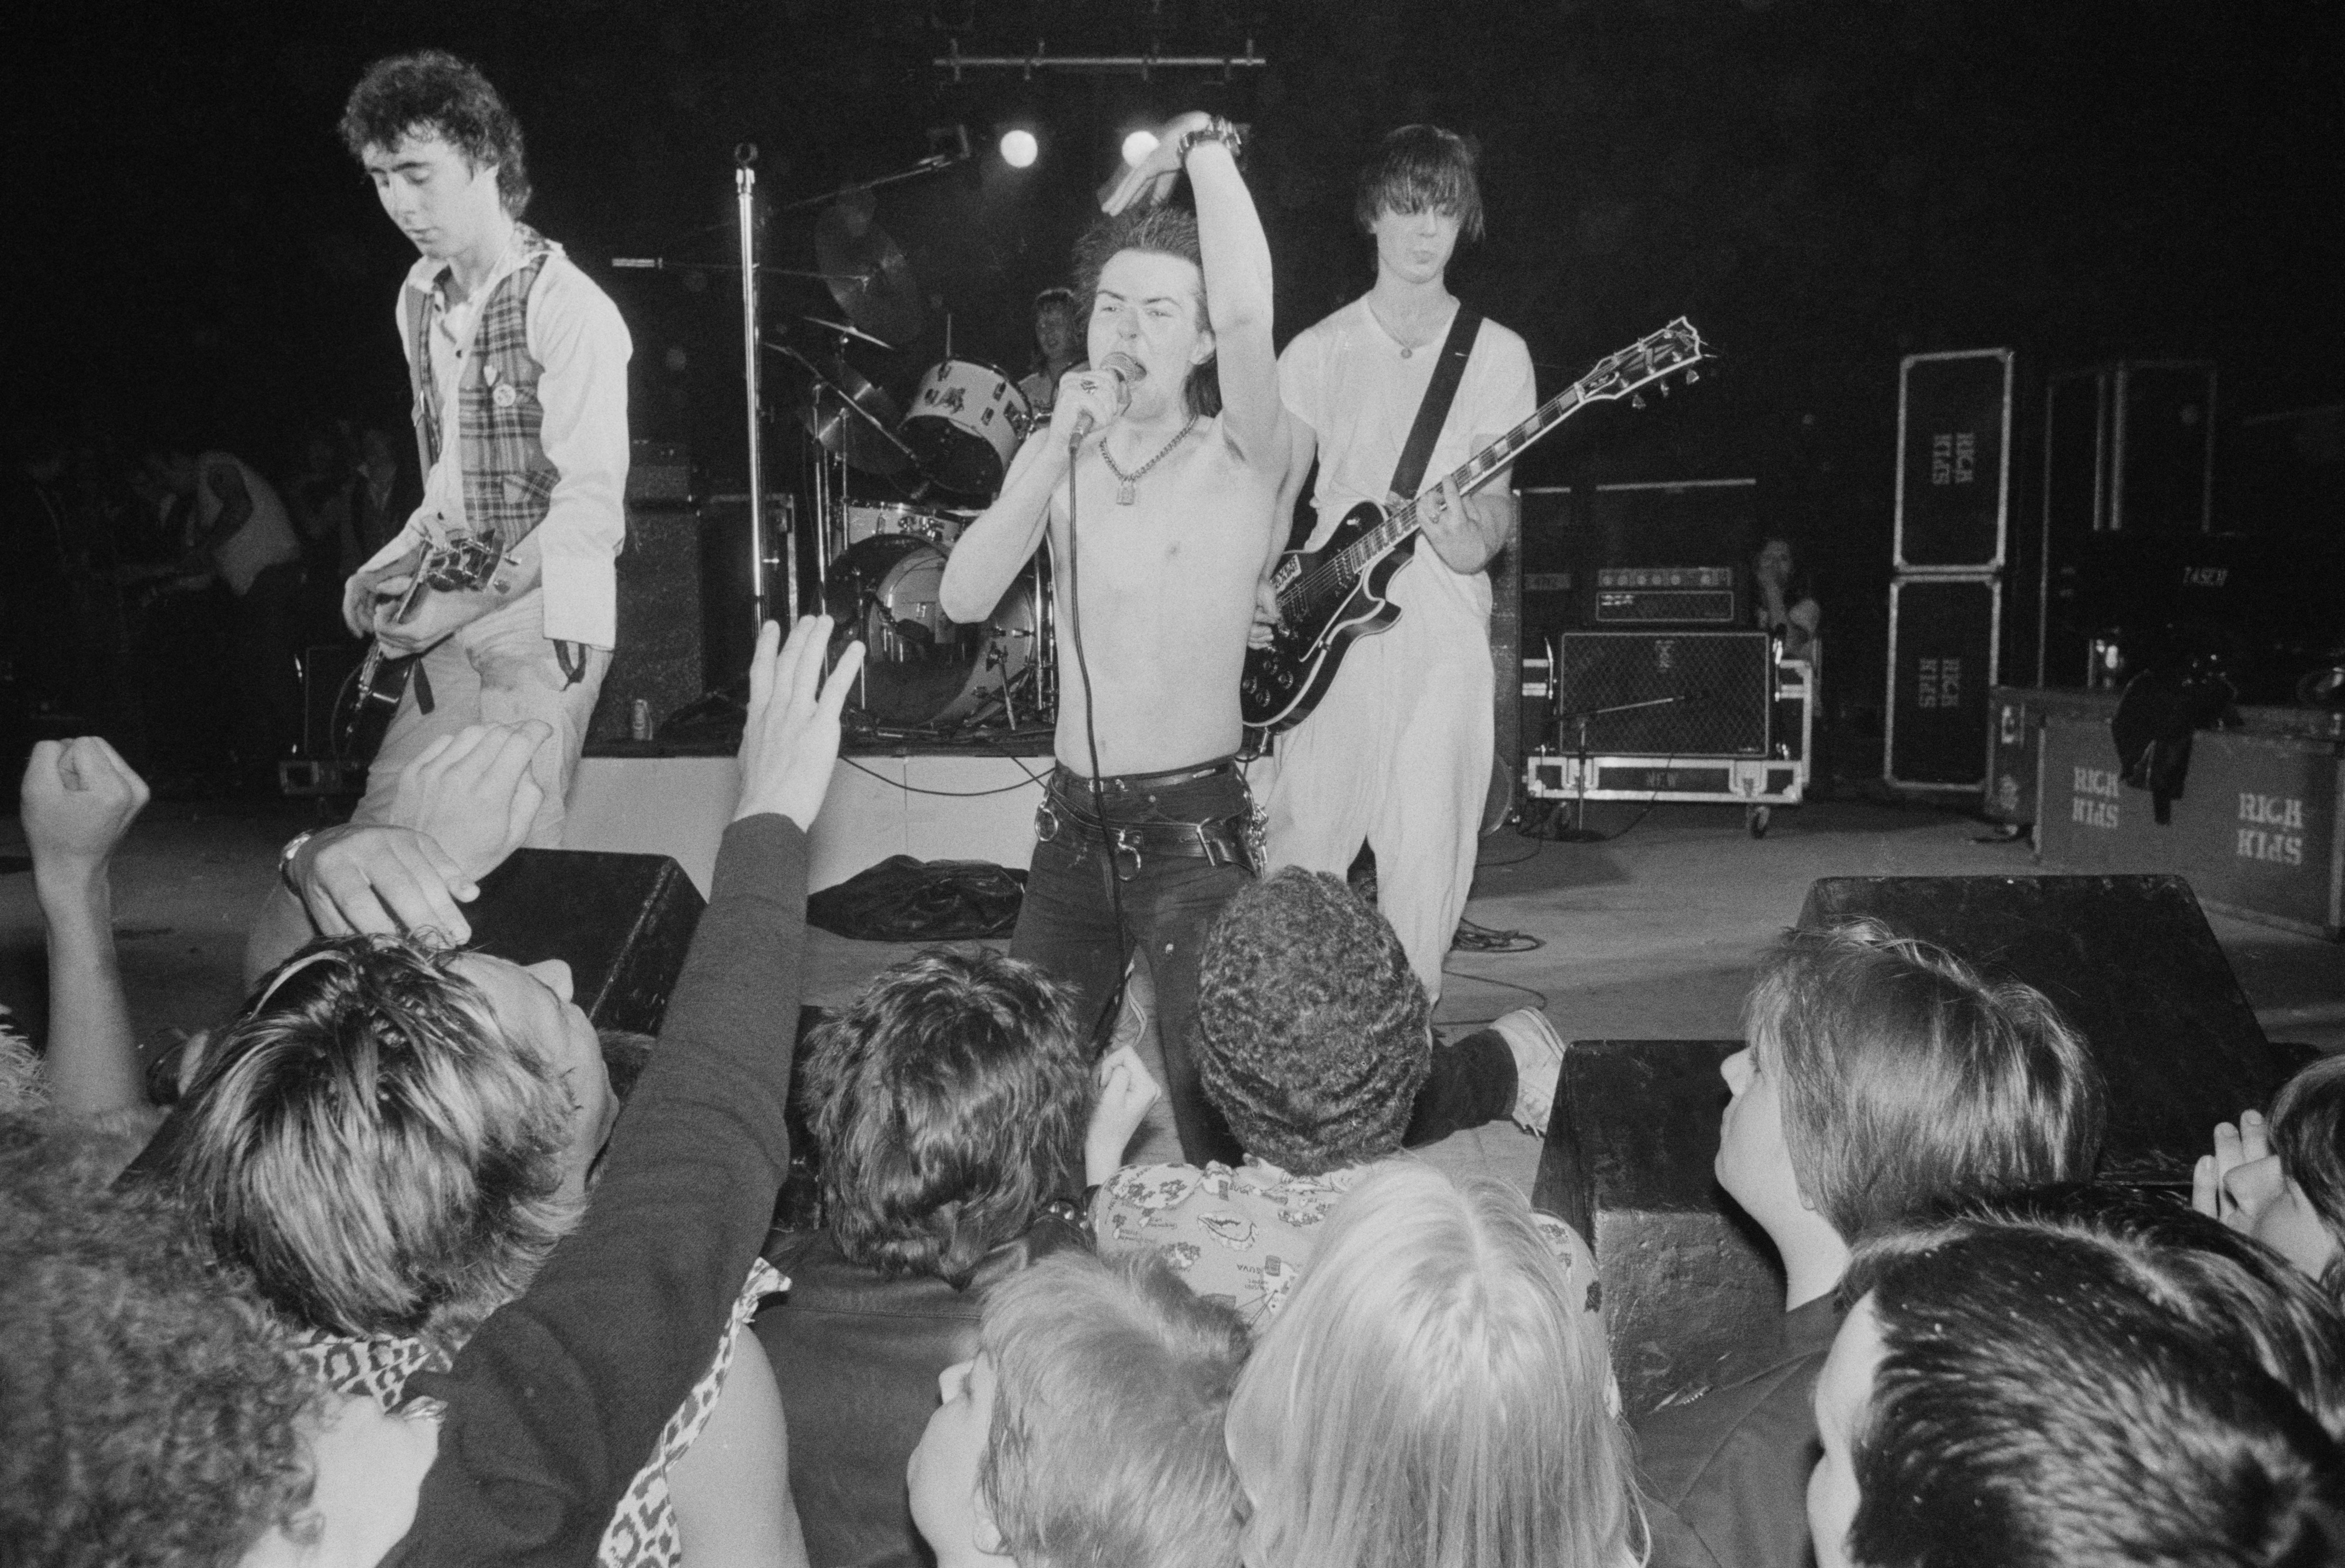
[735,144,793,632]
[1549,694,1688,842]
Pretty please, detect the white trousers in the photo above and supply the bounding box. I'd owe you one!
[1263,599,1493,1002]
[353,588,611,847]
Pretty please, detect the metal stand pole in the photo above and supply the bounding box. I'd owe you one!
[736,144,793,631]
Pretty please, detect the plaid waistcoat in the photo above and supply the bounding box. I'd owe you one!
[407,224,558,553]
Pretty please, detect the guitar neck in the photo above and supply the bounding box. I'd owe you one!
[1340,381,1592,572]
[1298,317,1702,591]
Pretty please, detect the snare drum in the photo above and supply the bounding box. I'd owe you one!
[902,360,1030,496]
[844,501,968,549]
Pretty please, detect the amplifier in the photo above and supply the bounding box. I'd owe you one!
[1558,630,1772,756]
[626,439,693,504]
[1592,565,1739,625]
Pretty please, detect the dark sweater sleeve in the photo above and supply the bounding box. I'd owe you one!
[386,814,810,1568]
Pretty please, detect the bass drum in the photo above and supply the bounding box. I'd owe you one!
[936,560,1046,727]
[824,535,1049,730]
[901,359,1030,496]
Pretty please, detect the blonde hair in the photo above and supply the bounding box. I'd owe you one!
[1229,1163,1642,1568]
[980,1250,1251,1568]
[165,937,575,1349]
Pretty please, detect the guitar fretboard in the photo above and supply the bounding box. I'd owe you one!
[1281,318,1702,621]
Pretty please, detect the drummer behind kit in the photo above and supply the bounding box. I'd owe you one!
[757,199,1066,740]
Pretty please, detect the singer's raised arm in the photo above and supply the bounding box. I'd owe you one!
[939,419,1063,624]
[1184,133,1283,464]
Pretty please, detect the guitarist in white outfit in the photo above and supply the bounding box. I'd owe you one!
[1264,126,1537,1009]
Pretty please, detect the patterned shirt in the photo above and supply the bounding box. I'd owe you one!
[1094,1156,1612,1371]
[292,1260,784,1568]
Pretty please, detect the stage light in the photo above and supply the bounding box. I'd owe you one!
[999,127,1038,168]
[1121,129,1159,167]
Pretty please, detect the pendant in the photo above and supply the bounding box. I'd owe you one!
[1117,478,1137,506]
[1400,346,1413,358]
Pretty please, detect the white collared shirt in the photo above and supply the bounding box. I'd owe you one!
[359,233,632,649]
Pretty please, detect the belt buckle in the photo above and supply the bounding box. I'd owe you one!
[1111,827,1144,881]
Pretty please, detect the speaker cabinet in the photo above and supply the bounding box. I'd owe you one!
[588,504,705,744]
[1557,630,1771,756]
[1885,575,1999,791]
[1487,507,1523,828]
[1894,349,2014,572]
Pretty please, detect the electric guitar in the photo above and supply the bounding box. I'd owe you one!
[332,534,505,761]
[1241,317,1708,735]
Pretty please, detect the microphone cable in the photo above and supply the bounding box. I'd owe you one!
[1062,421,1133,1056]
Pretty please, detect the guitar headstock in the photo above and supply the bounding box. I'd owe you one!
[1578,317,1707,407]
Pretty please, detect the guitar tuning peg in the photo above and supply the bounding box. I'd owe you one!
[1631,393,1646,410]
[1685,367,1700,383]
[1658,380,1671,396]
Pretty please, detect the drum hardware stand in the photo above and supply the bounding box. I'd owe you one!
[1548,694,1687,842]
[776,139,971,214]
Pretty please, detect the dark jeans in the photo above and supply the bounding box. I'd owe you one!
[1010,763,1525,1165]
[1406,1030,1518,1145]
[1011,764,1253,1165]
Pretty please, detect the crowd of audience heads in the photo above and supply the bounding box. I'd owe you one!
[4,620,2345,1566]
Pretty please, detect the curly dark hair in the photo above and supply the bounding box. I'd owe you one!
[340,49,531,217]
[0,1113,321,1567]
[1195,868,1431,1175]
[1070,205,1222,419]
[799,949,1089,1286]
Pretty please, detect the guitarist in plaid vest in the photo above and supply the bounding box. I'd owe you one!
[335,50,631,846]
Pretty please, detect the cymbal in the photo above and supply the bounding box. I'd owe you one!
[803,314,895,353]
[815,203,925,346]
[789,356,910,476]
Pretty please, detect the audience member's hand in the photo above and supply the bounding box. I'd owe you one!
[1086,1043,1162,1187]
[289,825,478,943]
[21,737,150,882]
[734,616,863,828]
[386,721,549,880]
[2192,1108,2277,1233]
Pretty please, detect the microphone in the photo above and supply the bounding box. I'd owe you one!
[1068,353,1146,448]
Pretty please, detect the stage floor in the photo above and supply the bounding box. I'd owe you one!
[5,792,2342,1193]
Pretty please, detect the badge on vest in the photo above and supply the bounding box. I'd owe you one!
[492,384,518,409]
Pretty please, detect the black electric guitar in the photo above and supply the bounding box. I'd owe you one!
[332,534,505,762]
[1242,317,1708,735]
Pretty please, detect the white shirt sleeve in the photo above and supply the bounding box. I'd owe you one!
[526,255,633,649]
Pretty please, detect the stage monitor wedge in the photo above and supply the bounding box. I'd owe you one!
[1797,873,2313,1185]
[466,848,705,1036]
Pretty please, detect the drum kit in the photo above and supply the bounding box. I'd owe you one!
[775,204,1056,738]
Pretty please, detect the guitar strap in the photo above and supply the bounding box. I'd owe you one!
[1387,305,1484,501]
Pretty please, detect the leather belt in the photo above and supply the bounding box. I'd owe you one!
[1035,793,1254,880]
[1050,757,1239,793]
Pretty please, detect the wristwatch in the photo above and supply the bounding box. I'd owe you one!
[1177,116,1244,164]
[278,829,318,895]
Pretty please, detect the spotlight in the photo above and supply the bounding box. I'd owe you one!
[999,127,1038,168]
[1121,129,1159,167]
